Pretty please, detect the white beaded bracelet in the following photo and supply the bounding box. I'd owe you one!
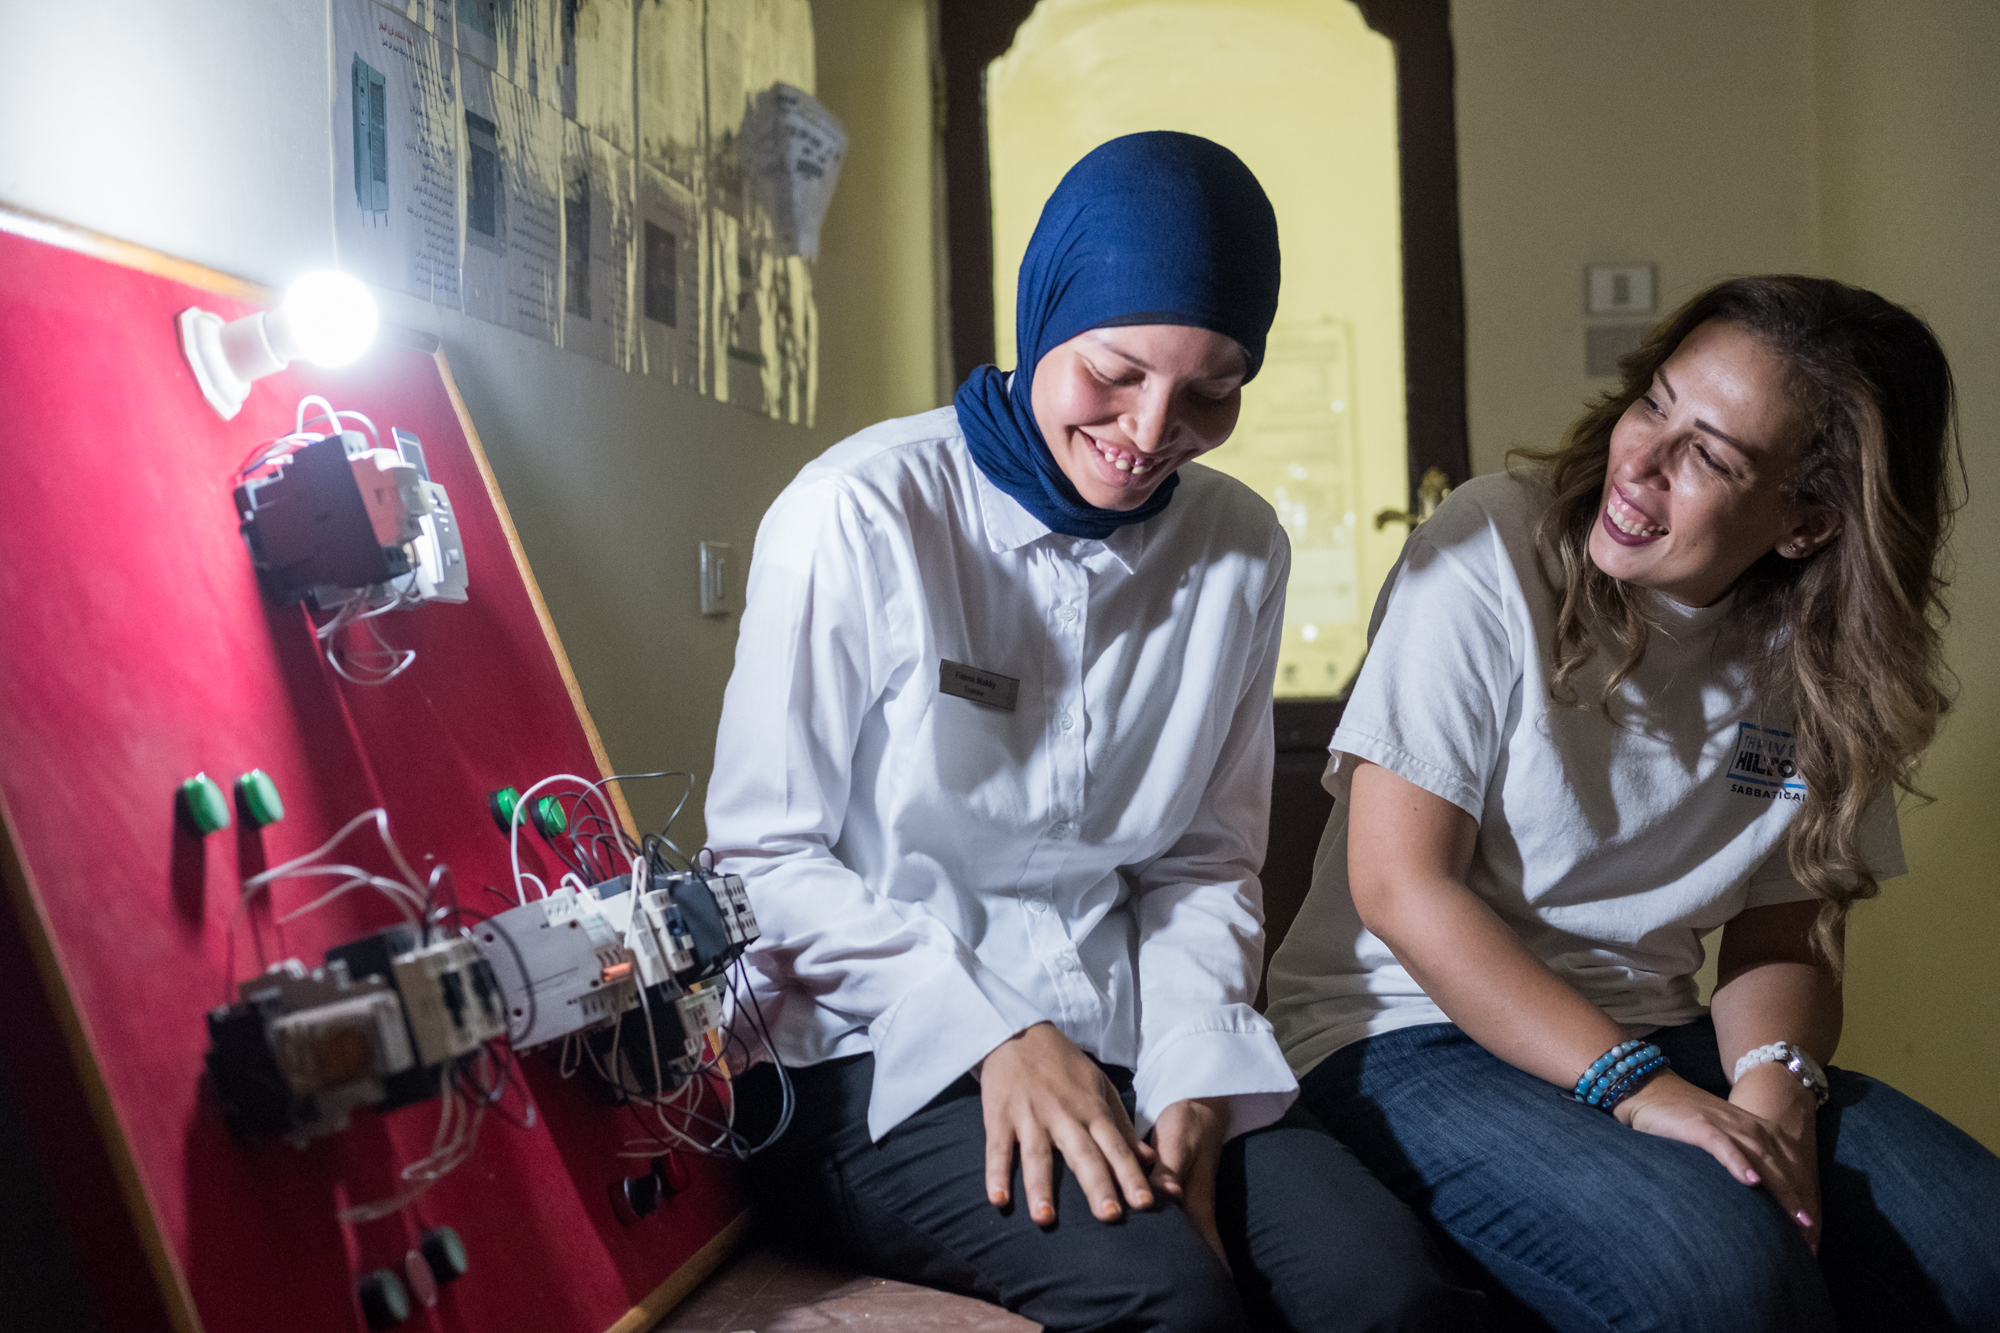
[1733,1041,1830,1106]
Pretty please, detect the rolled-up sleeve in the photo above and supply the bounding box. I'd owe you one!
[707,477,1045,1139]
[1128,528,1298,1139]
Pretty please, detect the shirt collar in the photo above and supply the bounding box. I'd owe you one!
[970,454,1148,574]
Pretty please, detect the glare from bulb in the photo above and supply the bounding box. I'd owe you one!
[282,270,378,366]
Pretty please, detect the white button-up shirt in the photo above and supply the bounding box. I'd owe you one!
[707,407,1298,1141]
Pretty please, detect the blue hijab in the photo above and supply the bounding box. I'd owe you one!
[955,132,1281,539]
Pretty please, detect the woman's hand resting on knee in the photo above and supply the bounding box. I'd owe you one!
[1148,1096,1231,1263]
[979,1022,1156,1227]
[1614,1070,1822,1251]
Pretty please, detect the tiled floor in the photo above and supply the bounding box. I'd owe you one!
[651,1244,1040,1333]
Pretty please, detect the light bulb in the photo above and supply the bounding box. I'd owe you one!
[177,269,380,420]
[272,271,378,367]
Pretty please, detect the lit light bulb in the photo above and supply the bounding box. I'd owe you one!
[177,270,381,420]
[270,271,379,367]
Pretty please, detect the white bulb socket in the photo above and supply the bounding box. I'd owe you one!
[178,270,379,420]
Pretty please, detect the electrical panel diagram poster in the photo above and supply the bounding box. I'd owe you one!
[332,0,462,307]
[560,0,636,154]
[459,56,563,342]
[454,0,559,98]
[636,0,705,188]
[636,164,703,389]
[562,122,636,367]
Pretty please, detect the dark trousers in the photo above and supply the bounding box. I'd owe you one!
[1301,1017,2000,1333]
[737,1053,1490,1333]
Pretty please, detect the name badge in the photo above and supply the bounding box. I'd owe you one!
[939,659,1019,712]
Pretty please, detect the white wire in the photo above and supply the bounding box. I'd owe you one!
[295,394,339,438]
[295,396,383,451]
[272,873,424,930]
[315,586,418,686]
[507,774,623,906]
[228,810,430,991]
[245,808,426,898]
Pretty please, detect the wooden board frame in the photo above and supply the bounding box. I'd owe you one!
[0,199,744,1333]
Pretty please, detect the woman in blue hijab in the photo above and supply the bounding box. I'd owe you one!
[709,133,1486,1331]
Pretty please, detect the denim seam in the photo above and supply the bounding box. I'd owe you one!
[1440,1221,1618,1333]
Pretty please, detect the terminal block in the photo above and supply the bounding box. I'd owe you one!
[473,886,641,1051]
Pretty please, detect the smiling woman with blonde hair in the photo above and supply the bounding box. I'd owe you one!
[1267,275,2000,1331]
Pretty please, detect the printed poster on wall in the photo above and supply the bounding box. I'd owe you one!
[328,0,832,421]
[387,0,450,33]
[636,164,703,389]
[459,55,563,342]
[559,0,636,154]
[562,122,636,367]
[453,0,558,99]
[332,0,461,307]
[636,0,705,188]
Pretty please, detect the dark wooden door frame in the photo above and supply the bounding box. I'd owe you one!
[938,0,1472,512]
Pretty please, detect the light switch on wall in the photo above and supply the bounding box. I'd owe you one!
[699,541,734,616]
[1585,263,1657,315]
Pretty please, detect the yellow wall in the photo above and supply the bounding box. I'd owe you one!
[1811,0,2000,1151]
[811,0,949,441]
[986,0,1407,693]
[1453,0,1822,479]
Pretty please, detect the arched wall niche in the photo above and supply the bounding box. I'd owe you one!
[938,0,1470,511]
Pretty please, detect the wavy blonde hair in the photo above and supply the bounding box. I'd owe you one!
[1519,276,1960,965]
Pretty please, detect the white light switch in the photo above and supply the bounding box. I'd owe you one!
[1585,263,1657,316]
[699,541,734,616]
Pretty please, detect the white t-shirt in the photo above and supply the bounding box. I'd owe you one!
[1266,471,1904,1078]
[707,407,1299,1141]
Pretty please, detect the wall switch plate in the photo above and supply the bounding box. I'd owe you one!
[699,541,734,616]
[1585,263,1656,315]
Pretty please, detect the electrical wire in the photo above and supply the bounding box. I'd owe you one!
[226,808,428,1000]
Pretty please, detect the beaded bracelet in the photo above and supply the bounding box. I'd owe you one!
[1572,1041,1669,1112]
[1596,1054,1669,1114]
[1572,1041,1646,1102]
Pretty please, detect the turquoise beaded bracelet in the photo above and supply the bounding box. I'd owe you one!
[1573,1041,1669,1112]
[1596,1054,1669,1113]
[1573,1041,1645,1101]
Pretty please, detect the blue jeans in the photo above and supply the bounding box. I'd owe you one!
[1299,1018,2000,1332]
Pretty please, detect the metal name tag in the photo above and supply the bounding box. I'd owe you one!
[938,659,1019,712]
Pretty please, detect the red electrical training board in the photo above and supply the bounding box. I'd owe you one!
[0,210,744,1333]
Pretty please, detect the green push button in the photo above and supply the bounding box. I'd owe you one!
[488,786,522,834]
[234,769,284,827]
[531,795,567,839]
[419,1225,468,1285]
[180,773,231,835]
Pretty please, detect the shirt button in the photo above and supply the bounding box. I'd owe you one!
[1057,712,1074,732]
[1057,606,1078,624]
[1050,821,1073,839]
[1057,952,1081,973]
[1028,896,1050,914]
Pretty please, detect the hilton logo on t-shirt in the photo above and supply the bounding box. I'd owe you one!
[1728,723,1806,802]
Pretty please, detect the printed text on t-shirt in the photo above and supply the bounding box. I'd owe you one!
[1728,722,1805,802]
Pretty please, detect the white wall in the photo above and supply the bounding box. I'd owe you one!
[0,0,945,846]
